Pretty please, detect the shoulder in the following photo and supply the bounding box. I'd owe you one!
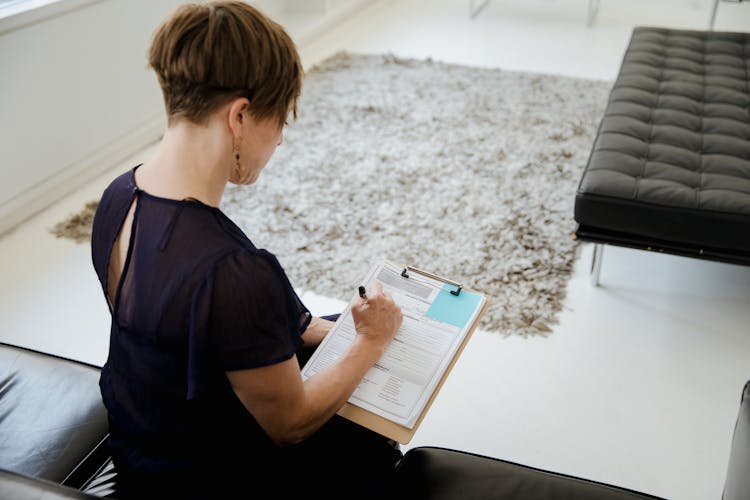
[208,248,285,292]
[202,247,303,322]
[92,167,138,240]
[96,167,138,216]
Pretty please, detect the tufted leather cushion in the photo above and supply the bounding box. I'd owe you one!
[393,446,665,499]
[0,343,108,484]
[575,27,750,254]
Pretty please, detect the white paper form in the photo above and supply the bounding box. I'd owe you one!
[301,260,485,429]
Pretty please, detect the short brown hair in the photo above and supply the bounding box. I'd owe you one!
[148,1,303,127]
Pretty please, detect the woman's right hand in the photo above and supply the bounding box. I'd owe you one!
[350,282,402,353]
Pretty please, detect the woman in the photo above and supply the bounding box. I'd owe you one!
[90,2,403,498]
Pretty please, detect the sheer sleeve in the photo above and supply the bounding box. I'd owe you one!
[202,249,309,371]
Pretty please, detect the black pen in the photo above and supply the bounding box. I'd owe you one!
[358,286,367,300]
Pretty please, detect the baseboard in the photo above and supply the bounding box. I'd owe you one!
[0,115,164,237]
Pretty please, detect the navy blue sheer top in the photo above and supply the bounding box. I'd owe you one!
[90,166,311,486]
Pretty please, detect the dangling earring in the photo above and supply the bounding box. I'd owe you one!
[233,139,241,177]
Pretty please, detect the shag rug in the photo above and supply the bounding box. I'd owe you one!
[52,52,612,337]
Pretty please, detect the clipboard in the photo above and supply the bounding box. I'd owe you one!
[306,261,490,444]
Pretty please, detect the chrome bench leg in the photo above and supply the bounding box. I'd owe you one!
[709,0,719,29]
[587,0,601,27]
[590,243,604,286]
[469,0,491,19]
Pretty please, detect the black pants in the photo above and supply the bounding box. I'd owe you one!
[113,419,401,500]
[289,313,403,498]
[281,416,403,499]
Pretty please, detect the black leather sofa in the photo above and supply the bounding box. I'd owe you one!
[574,26,750,285]
[1,341,748,499]
[0,342,114,499]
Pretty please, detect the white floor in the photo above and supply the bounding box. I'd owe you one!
[2,1,750,499]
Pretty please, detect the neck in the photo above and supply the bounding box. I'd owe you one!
[137,118,231,207]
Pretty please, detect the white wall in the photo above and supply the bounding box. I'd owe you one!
[0,0,183,235]
[0,0,373,235]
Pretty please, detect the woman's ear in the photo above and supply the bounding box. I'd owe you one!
[227,97,251,137]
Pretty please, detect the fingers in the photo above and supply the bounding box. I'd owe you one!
[365,286,400,321]
[350,282,403,346]
[355,282,385,308]
[367,282,392,304]
[353,282,398,316]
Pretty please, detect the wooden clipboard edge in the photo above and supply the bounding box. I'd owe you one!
[336,282,490,444]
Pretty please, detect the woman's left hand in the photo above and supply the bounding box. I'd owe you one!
[300,316,335,347]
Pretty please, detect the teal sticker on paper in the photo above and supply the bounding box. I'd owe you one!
[426,285,482,328]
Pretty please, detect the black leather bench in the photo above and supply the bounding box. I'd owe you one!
[574,26,750,284]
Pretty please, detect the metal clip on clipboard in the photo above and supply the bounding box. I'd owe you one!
[400,266,463,296]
